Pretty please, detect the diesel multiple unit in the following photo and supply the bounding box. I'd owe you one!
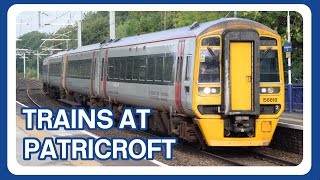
[42,18,285,147]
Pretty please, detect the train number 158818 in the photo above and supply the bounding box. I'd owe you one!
[262,98,278,103]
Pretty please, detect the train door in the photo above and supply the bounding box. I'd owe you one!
[230,42,252,110]
[175,40,186,113]
[102,49,108,98]
[90,50,99,97]
[61,55,68,91]
[98,48,104,96]
[181,52,193,112]
[223,30,260,115]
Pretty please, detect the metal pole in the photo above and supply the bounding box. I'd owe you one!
[287,11,293,112]
[109,11,116,40]
[77,21,82,47]
[37,50,39,80]
[164,11,167,30]
[23,52,26,78]
[38,11,41,28]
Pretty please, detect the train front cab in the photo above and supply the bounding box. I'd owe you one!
[193,22,285,146]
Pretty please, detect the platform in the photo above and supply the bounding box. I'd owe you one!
[279,112,303,130]
[16,102,166,167]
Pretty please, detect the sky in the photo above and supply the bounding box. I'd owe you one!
[16,11,86,37]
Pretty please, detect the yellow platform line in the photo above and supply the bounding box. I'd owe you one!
[280,117,303,122]
[16,115,102,166]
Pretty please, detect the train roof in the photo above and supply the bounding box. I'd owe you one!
[67,42,102,54]
[49,50,67,58]
[47,18,277,59]
[104,17,276,48]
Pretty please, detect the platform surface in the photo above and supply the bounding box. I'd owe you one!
[279,112,303,130]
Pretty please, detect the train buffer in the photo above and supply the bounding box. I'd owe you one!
[58,99,82,107]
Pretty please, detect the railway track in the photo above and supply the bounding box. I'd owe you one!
[135,130,298,166]
[134,130,245,166]
[16,78,40,107]
[17,78,62,109]
[26,80,41,107]
[246,150,299,166]
[17,78,301,166]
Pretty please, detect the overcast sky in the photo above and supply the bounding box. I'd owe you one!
[16,11,86,37]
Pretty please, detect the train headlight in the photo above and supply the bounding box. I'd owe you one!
[260,87,280,94]
[267,87,274,93]
[198,87,220,95]
[203,87,211,94]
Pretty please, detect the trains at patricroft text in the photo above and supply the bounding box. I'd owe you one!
[42,18,285,147]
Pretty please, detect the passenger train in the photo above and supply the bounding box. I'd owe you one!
[42,18,285,147]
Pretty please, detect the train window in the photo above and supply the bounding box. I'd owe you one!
[120,58,126,80]
[126,58,133,80]
[260,37,277,46]
[260,50,280,82]
[86,59,92,78]
[108,58,115,79]
[198,48,220,83]
[147,57,155,81]
[164,55,174,82]
[139,58,146,81]
[155,57,163,81]
[81,59,91,79]
[185,55,192,81]
[49,62,61,77]
[201,37,220,46]
[43,65,48,75]
[114,59,120,79]
[132,58,139,80]
[66,59,91,79]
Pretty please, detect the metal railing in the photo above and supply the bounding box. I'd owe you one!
[285,84,303,112]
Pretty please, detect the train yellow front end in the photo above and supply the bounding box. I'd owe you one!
[193,20,285,146]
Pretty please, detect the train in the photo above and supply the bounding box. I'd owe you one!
[42,18,285,147]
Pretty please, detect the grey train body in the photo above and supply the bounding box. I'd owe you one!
[42,23,203,116]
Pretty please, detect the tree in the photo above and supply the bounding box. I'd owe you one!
[82,12,110,45]
[16,31,48,77]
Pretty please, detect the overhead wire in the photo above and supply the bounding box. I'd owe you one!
[21,11,71,49]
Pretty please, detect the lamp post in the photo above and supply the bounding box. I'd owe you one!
[287,11,293,112]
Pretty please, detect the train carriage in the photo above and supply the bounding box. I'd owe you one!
[43,18,284,147]
[43,51,66,97]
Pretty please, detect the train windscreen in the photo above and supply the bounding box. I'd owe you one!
[198,48,220,83]
[260,49,280,82]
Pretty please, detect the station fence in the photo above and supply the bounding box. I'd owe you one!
[285,84,303,112]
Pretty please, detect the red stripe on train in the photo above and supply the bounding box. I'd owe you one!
[175,40,185,114]
[175,82,184,113]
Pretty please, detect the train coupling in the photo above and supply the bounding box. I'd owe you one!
[224,115,255,137]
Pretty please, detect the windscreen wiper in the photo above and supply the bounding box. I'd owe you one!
[207,47,219,61]
[262,47,273,58]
